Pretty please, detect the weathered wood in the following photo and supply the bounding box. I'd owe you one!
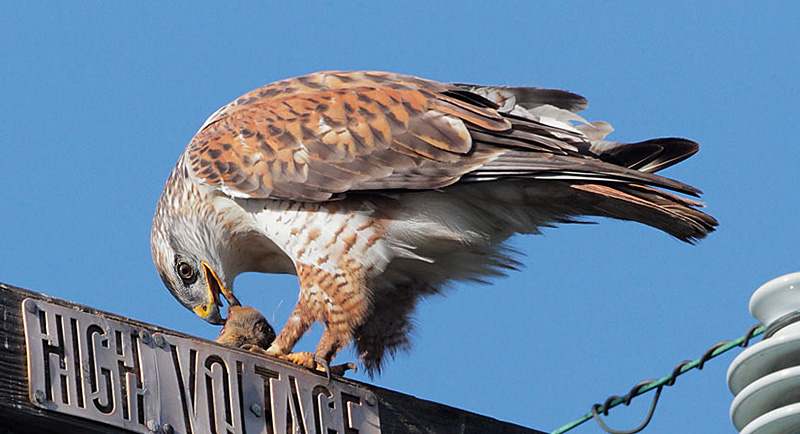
[0,281,545,434]
[0,283,135,434]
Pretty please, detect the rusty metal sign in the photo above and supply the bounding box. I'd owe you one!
[21,298,381,434]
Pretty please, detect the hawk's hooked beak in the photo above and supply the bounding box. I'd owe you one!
[193,262,241,325]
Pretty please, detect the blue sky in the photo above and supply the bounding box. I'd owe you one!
[2,2,799,433]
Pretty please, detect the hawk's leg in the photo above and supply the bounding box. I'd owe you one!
[311,274,367,379]
[265,295,314,358]
[315,322,349,366]
[265,264,368,376]
[266,299,359,378]
[311,322,352,382]
[263,288,357,377]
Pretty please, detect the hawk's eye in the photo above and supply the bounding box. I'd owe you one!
[176,261,197,284]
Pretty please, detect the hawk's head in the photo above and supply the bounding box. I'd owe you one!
[150,161,240,325]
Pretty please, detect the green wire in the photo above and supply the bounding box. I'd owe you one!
[551,325,765,434]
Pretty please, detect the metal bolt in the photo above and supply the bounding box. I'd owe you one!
[161,423,174,434]
[365,393,377,407]
[33,389,45,404]
[146,419,159,432]
[140,330,152,345]
[24,299,37,314]
[250,403,263,417]
[153,333,166,348]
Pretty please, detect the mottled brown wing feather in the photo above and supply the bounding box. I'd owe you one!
[186,70,702,202]
[187,71,513,201]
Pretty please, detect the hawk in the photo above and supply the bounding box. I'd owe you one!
[151,71,717,374]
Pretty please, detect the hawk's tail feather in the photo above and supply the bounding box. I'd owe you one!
[467,134,704,198]
[570,182,718,242]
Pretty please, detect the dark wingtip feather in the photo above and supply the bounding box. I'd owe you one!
[510,87,589,112]
[452,83,589,112]
[600,138,699,174]
[631,138,699,173]
[440,89,500,109]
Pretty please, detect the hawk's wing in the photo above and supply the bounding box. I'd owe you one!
[187,70,700,201]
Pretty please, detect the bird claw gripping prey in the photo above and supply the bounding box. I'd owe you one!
[261,350,357,380]
[242,347,357,381]
[216,305,356,378]
[154,70,718,375]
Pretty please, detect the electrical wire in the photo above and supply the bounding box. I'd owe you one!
[551,324,764,434]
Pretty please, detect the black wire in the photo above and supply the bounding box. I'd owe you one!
[741,324,761,347]
[591,386,663,434]
[665,360,692,386]
[697,342,728,370]
[590,323,764,434]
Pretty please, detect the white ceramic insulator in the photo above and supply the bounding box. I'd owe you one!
[728,272,800,434]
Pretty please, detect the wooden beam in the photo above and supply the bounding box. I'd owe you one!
[0,282,546,434]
